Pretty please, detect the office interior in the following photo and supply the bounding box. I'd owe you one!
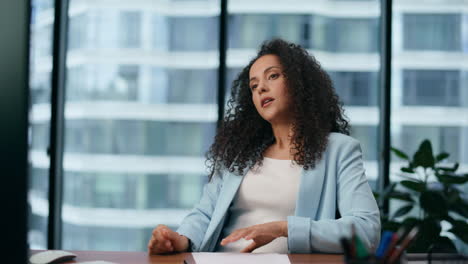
[1,0,467,262]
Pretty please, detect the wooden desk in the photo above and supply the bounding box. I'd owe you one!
[31,250,344,264]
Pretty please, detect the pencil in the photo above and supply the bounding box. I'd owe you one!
[387,226,419,264]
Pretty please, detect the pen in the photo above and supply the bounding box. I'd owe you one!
[350,224,356,259]
[376,231,393,258]
[387,226,419,264]
[355,235,369,259]
[381,226,406,261]
[340,237,352,261]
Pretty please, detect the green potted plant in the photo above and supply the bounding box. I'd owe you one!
[376,139,468,252]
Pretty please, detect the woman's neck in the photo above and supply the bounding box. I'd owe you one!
[271,122,293,148]
[264,122,295,160]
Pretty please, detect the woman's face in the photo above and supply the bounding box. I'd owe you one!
[249,54,293,124]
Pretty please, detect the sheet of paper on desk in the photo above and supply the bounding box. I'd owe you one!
[191,253,291,264]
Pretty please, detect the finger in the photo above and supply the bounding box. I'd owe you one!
[165,240,173,251]
[147,237,156,249]
[221,230,247,245]
[161,228,182,248]
[243,230,257,241]
[152,233,170,253]
[152,240,171,254]
[152,225,162,236]
[153,224,169,235]
[240,241,258,253]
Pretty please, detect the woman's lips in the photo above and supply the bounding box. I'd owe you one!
[262,99,274,108]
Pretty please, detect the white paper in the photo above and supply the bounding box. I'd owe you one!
[191,252,291,264]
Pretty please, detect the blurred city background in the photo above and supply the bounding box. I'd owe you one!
[28,0,468,251]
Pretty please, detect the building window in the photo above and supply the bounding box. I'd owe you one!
[403,70,460,106]
[350,125,378,161]
[169,17,218,51]
[67,65,140,101]
[329,71,378,106]
[400,126,461,163]
[68,13,88,50]
[229,14,309,49]
[168,69,217,104]
[403,14,461,51]
[311,16,378,53]
[65,120,215,156]
[119,11,141,48]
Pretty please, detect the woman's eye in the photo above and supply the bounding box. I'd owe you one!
[269,73,279,79]
[250,85,257,91]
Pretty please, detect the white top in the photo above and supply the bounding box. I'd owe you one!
[217,157,302,253]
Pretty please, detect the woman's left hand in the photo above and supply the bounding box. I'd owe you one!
[220,221,288,253]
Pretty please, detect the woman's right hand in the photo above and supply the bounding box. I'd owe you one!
[148,225,189,254]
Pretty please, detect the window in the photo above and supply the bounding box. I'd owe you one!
[28,0,54,250]
[68,13,88,50]
[50,0,220,251]
[392,1,468,252]
[403,14,461,51]
[229,14,309,49]
[311,16,378,53]
[403,70,460,106]
[29,0,468,254]
[330,71,378,106]
[119,11,141,48]
[400,126,461,162]
[67,65,140,101]
[168,69,217,104]
[169,17,219,51]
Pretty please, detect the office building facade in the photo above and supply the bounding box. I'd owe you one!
[29,0,468,251]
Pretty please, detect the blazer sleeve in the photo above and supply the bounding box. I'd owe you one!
[287,139,381,253]
[176,171,223,252]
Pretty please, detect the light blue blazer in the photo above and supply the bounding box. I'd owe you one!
[177,133,381,253]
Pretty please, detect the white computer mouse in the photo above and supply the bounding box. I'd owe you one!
[29,250,76,264]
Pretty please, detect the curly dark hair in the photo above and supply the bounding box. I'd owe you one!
[206,38,350,179]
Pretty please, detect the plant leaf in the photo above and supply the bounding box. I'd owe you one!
[391,147,409,160]
[402,217,420,229]
[382,221,402,232]
[437,163,460,172]
[449,199,468,218]
[373,192,379,199]
[448,220,468,244]
[413,139,435,168]
[408,218,441,253]
[435,152,450,162]
[436,173,468,184]
[400,180,425,192]
[401,167,415,173]
[392,205,413,218]
[420,191,448,217]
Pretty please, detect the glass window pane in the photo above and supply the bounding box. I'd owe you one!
[403,14,461,51]
[392,0,468,253]
[28,0,54,250]
[62,0,219,251]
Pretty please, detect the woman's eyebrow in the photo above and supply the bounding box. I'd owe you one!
[249,66,281,82]
[264,66,280,74]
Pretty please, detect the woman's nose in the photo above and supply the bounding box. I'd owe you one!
[257,83,268,94]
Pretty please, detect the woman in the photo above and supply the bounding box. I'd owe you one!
[147,38,380,254]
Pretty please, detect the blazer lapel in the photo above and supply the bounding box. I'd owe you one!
[200,169,245,250]
[294,160,326,220]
